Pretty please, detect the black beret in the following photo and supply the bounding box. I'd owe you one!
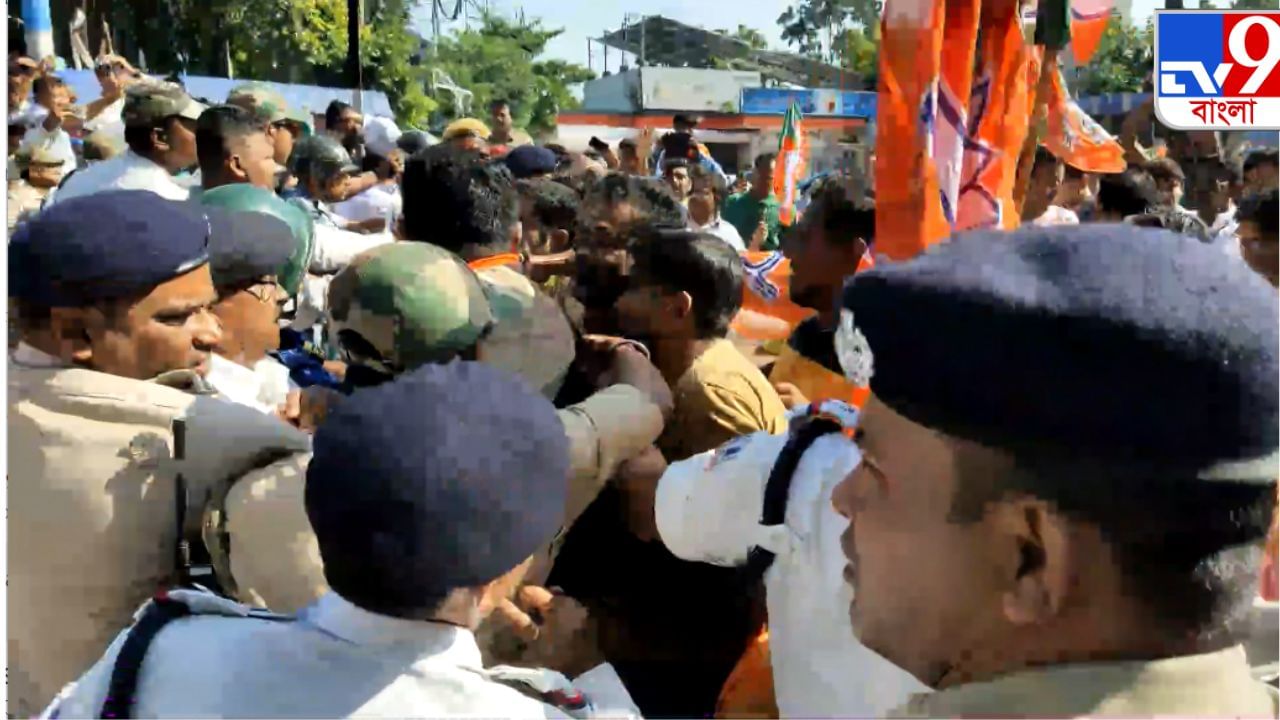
[14,191,210,306]
[503,145,557,179]
[844,224,1280,482]
[305,361,570,605]
[206,208,295,289]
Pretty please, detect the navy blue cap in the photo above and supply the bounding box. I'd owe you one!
[206,208,295,289]
[13,191,210,306]
[305,361,570,613]
[844,224,1280,481]
[503,145,557,179]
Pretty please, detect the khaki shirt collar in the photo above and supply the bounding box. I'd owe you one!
[890,646,1277,718]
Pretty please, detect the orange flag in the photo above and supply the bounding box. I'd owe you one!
[875,0,994,260]
[1070,0,1114,66]
[730,252,875,343]
[1027,48,1127,174]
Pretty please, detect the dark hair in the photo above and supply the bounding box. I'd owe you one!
[754,152,776,170]
[1217,158,1245,187]
[360,152,388,174]
[806,177,875,246]
[629,228,743,338]
[582,172,685,229]
[618,138,638,153]
[32,74,66,98]
[517,178,580,237]
[1243,148,1279,174]
[1033,146,1060,174]
[489,98,510,112]
[690,163,728,204]
[1097,169,1158,218]
[325,100,354,130]
[950,447,1276,649]
[662,157,690,172]
[1143,157,1186,184]
[1237,188,1279,237]
[401,144,519,256]
[1064,164,1086,181]
[1126,207,1211,241]
[124,124,155,156]
[195,104,266,177]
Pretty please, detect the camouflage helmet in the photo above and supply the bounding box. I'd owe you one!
[198,183,315,296]
[226,82,289,124]
[327,243,495,376]
[475,265,575,400]
[287,134,357,183]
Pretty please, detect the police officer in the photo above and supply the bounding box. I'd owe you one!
[42,362,641,719]
[833,224,1279,716]
[213,242,670,616]
[8,191,310,717]
[198,185,313,412]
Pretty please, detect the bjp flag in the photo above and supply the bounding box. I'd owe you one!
[773,103,808,227]
[1070,0,1114,66]
[1028,48,1127,174]
[729,252,875,343]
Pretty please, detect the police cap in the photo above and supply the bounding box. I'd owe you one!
[305,361,570,613]
[13,191,210,306]
[842,224,1280,481]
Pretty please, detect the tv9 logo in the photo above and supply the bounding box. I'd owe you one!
[1154,10,1280,130]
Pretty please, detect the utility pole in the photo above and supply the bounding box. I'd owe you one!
[346,0,362,109]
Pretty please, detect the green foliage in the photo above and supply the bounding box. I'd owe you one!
[778,0,881,61]
[421,14,594,137]
[714,25,770,50]
[1231,0,1279,9]
[1075,18,1153,96]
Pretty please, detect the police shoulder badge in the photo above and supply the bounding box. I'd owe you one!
[708,435,751,469]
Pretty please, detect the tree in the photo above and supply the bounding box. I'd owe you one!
[1075,18,1152,96]
[777,0,881,62]
[1230,0,1279,8]
[714,25,770,50]
[422,14,594,137]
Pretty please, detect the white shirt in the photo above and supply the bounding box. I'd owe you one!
[1030,205,1080,227]
[19,125,76,173]
[206,354,294,414]
[81,96,126,143]
[331,183,402,224]
[43,590,639,719]
[690,216,746,252]
[50,149,190,204]
[655,401,929,718]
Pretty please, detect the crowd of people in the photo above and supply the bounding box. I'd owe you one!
[6,46,1280,719]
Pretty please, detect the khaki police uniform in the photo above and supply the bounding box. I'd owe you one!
[8,347,309,716]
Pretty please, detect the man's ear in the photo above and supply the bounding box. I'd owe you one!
[227,154,248,183]
[151,125,171,153]
[990,497,1072,626]
[47,306,97,368]
[671,290,694,322]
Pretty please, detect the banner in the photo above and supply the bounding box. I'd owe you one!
[773,103,808,226]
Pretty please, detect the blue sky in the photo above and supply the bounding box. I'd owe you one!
[412,0,1207,68]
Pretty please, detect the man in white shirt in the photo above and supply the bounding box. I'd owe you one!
[17,75,76,175]
[42,361,640,719]
[688,163,746,251]
[80,55,139,144]
[1022,147,1080,227]
[330,117,403,225]
[51,81,204,204]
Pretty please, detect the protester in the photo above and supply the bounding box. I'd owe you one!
[52,81,204,203]
[194,105,282,193]
[833,224,1278,716]
[662,157,692,207]
[17,74,77,173]
[1052,163,1093,216]
[651,113,726,178]
[687,163,744,251]
[723,152,782,250]
[1023,147,1078,226]
[8,192,310,717]
[487,98,533,153]
[331,149,403,225]
[1243,147,1279,194]
[1092,168,1158,222]
[397,129,434,156]
[1237,188,1279,288]
[617,137,645,175]
[770,177,874,408]
[42,361,646,719]
[200,184,314,413]
[402,145,521,266]
[1144,157,1198,217]
[7,54,40,127]
[81,54,139,141]
[323,99,362,156]
[517,177,578,256]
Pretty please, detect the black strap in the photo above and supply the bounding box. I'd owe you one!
[171,418,224,595]
[99,597,191,719]
[743,416,845,582]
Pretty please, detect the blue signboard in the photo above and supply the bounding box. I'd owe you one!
[740,88,876,119]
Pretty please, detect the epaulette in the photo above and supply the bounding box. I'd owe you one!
[483,665,596,719]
